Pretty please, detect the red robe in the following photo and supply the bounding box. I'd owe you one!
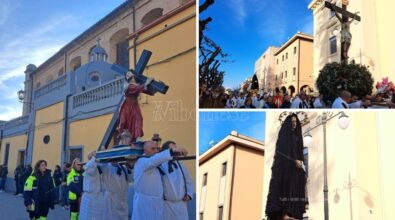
[118,84,146,143]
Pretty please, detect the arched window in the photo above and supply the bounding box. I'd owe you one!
[46,75,54,83]
[58,67,64,76]
[35,82,41,89]
[141,8,163,26]
[110,28,129,69]
[89,45,96,61]
[70,56,82,71]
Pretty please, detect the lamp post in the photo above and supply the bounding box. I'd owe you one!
[303,111,350,220]
[17,89,34,107]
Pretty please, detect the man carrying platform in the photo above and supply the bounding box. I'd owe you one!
[132,141,187,220]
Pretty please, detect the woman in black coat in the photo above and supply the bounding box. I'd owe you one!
[53,165,63,203]
[265,114,307,220]
[24,160,55,220]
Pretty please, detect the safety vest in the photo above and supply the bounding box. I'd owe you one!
[24,175,37,191]
[67,169,82,201]
[24,175,37,211]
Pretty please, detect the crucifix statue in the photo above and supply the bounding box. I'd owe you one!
[325,0,361,63]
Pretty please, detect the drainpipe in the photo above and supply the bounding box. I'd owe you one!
[0,127,3,156]
[133,5,137,69]
[64,53,67,73]
[24,131,29,166]
[28,75,33,114]
[297,39,301,92]
[62,94,71,164]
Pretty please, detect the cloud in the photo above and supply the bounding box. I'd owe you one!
[226,0,247,26]
[0,13,77,120]
[0,12,77,88]
[255,1,287,45]
[0,105,22,121]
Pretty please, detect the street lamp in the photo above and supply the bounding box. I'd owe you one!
[17,89,25,102]
[302,111,350,220]
[338,112,350,129]
[303,131,313,147]
[17,89,34,107]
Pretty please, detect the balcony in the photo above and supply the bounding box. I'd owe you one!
[2,115,30,137]
[34,75,67,99]
[72,78,124,109]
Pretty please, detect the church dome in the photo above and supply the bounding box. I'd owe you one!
[90,38,108,62]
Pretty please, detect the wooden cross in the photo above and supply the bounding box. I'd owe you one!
[325,1,361,63]
[325,1,361,22]
[99,50,169,149]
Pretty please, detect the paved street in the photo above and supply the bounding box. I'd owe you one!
[0,191,69,220]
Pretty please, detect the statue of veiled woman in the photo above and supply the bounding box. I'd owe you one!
[265,114,308,220]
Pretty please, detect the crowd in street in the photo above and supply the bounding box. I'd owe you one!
[199,84,395,109]
[0,162,72,215]
[0,139,193,220]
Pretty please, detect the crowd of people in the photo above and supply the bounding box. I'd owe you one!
[0,138,193,220]
[199,84,395,109]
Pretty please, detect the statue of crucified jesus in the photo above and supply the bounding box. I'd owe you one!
[330,3,360,62]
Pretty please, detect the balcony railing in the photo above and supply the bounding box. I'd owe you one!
[72,78,124,109]
[4,115,29,130]
[34,75,67,99]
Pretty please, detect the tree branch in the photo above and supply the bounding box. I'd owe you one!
[199,0,215,13]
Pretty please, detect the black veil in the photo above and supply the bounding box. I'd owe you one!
[265,113,307,220]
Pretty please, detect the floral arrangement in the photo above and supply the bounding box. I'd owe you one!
[375,77,395,94]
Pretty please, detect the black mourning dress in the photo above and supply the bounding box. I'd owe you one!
[265,114,307,220]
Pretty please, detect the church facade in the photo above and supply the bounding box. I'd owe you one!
[0,0,196,206]
[308,0,395,86]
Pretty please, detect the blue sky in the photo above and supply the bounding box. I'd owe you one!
[0,0,125,121]
[200,0,314,89]
[199,111,265,154]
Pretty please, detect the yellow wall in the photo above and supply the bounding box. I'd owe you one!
[199,145,234,220]
[375,112,395,220]
[32,102,64,171]
[0,134,27,177]
[275,39,300,90]
[375,1,395,79]
[231,146,265,220]
[274,35,314,92]
[129,3,196,185]
[299,39,314,89]
[68,113,113,162]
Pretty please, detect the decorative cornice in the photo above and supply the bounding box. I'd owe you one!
[308,0,325,10]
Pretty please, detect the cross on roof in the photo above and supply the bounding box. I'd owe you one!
[96,37,102,46]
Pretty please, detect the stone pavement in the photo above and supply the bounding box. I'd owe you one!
[0,191,69,220]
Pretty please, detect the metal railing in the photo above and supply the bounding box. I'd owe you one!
[34,75,67,99]
[4,115,30,130]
